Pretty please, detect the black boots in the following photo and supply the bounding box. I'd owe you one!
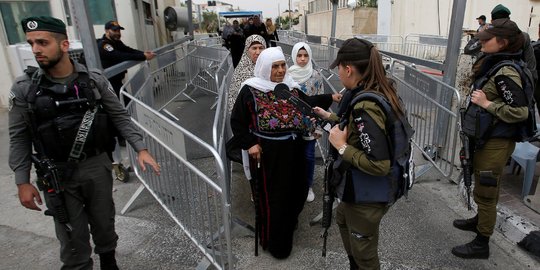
[99,250,119,270]
[453,215,479,233]
[348,255,359,270]
[451,234,490,259]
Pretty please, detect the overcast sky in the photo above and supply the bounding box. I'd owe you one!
[192,0,296,19]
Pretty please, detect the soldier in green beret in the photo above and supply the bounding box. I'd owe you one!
[9,16,161,270]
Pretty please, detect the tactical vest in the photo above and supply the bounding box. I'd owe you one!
[335,92,415,205]
[26,69,115,161]
[462,59,537,145]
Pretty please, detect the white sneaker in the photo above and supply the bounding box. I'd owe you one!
[306,188,315,202]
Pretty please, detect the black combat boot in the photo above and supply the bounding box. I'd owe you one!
[453,215,479,233]
[451,234,490,259]
[348,255,359,270]
[99,250,119,270]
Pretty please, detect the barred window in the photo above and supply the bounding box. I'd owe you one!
[0,0,52,44]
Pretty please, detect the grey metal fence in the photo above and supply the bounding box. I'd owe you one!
[403,34,448,62]
[118,40,235,270]
[390,60,461,178]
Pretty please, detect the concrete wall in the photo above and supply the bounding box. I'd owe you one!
[390,0,540,38]
[353,8,377,36]
[307,7,376,38]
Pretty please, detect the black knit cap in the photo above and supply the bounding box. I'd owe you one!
[21,16,66,35]
[491,4,511,20]
[329,38,374,69]
[475,18,521,41]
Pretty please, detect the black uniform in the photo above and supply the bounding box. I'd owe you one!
[97,34,146,96]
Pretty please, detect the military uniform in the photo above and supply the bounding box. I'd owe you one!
[471,64,528,237]
[453,46,530,259]
[328,88,393,270]
[97,34,146,96]
[9,61,146,269]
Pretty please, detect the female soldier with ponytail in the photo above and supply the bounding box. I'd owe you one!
[314,38,407,270]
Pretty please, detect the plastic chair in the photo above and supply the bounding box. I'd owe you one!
[511,141,540,199]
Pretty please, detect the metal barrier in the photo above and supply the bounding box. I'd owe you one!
[122,91,233,270]
[344,34,405,54]
[403,34,448,62]
[390,60,461,178]
[118,40,235,270]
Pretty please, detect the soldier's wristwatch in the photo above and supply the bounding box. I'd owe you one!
[338,144,348,155]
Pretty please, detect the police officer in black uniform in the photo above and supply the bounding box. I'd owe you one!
[8,16,161,270]
[98,20,156,97]
[98,20,155,146]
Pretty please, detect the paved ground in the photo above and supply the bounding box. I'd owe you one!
[2,105,540,270]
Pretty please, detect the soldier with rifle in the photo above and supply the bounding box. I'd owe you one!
[313,38,412,270]
[8,16,160,270]
[452,18,533,259]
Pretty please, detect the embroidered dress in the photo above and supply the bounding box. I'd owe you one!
[230,84,332,258]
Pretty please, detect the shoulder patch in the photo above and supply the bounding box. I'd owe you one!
[103,44,114,52]
[8,91,15,111]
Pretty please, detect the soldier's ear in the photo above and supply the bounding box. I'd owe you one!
[60,39,70,52]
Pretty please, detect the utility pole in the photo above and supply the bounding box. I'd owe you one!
[330,0,338,39]
[278,3,281,29]
[289,0,292,30]
[68,0,101,70]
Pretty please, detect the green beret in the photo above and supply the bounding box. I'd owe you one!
[21,16,67,35]
[491,4,511,20]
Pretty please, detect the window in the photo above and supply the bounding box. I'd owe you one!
[0,0,51,44]
[86,0,116,24]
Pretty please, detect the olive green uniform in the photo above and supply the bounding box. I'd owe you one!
[472,66,528,237]
[329,99,391,270]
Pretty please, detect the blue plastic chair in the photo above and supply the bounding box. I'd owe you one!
[511,141,540,199]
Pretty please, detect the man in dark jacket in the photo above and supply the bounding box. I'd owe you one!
[98,20,155,146]
[97,20,156,97]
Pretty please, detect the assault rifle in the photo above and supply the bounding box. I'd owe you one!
[321,148,335,257]
[321,118,348,257]
[31,154,73,232]
[459,109,473,211]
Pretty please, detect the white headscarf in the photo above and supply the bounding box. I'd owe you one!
[288,42,314,84]
[242,47,300,93]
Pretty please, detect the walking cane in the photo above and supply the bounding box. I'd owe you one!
[249,158,261,256]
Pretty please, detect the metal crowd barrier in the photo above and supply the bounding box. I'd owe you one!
[390,60,461,178]
[403,34,448,62]
[118,39,235,270]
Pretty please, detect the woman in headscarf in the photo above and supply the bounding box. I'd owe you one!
[289,42,336,203]
[229,47,337,259]
[228,34,266,113]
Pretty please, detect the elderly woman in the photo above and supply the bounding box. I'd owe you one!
[230,47,336,259]
[228,34,266,113]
